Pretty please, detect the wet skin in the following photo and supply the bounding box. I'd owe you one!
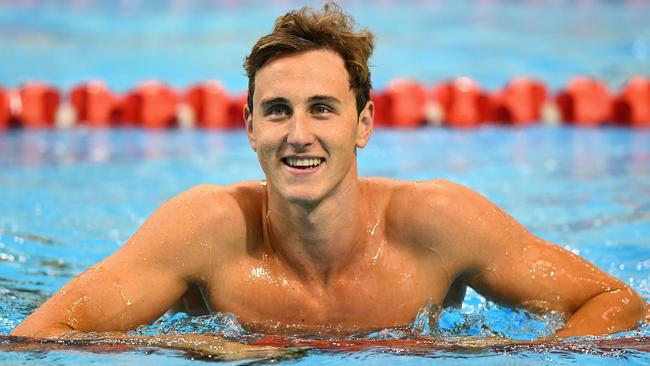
[12,50,649,339]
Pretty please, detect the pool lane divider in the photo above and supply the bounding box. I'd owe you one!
[0,76,648,129]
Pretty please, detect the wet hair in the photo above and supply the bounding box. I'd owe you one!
[244,1,374,115]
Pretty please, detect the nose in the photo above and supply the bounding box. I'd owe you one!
[286,113,315,151]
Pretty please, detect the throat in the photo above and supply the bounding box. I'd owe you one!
[264,183,369,284]
[263,176,369,284]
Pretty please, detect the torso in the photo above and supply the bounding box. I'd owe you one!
[189,178,465,335]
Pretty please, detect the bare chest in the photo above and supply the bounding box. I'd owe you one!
[204,252,451,334]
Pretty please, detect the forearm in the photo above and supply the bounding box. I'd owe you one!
[9,329,292,360]
[10,317,76,339]
[556,287,648,337]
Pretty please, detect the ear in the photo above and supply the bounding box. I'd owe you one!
[244,105,257,151]
[355,100,374,149]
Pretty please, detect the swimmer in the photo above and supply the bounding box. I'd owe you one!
[12,2,649,345]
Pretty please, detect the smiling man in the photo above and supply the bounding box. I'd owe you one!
[12,3,649,340]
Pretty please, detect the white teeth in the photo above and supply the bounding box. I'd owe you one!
[286,157,323,168]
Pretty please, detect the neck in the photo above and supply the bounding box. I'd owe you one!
[264,172,368,285]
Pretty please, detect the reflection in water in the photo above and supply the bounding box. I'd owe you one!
[570,129,609,181]
[0,128,648,363]
[629,131,650,177]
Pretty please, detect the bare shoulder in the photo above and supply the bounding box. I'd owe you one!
[168,181,265,240]
[378,178,517,255]
[175,182,263,219]
[380,178,476,234]
[122,181,266,263]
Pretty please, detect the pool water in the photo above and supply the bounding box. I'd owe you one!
[1,127,649,364]
[1,0,648,92]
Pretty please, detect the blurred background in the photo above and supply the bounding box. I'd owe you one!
[1,0,648,94]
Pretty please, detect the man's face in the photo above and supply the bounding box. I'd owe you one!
[245,49,373,206]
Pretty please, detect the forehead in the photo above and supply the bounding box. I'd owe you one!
[253,49,353,104]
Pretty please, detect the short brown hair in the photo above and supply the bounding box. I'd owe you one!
[244,2,374,115]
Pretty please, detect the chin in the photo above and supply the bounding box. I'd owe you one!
[283,188,326,207]
[270,180,329,206]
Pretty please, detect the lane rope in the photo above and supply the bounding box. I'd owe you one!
[1,76,648,129]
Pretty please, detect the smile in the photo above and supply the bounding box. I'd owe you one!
[281,156,325,175]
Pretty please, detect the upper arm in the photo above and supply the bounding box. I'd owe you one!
[416,180,632,315]
[12,184,235,338]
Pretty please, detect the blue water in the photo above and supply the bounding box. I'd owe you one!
[0,0,648,92]
[1,127,649,364]
[1,0,650,364]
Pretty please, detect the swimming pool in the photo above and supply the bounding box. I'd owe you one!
[1,0,650,364]
[1,0,648,92]
[1,127,649,364]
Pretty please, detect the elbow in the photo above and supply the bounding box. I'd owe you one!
[596,287,647,331]
[556,286,647,337]
[619,287,648,325]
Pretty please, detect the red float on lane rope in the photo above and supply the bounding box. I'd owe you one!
[382,78,428,128]
[612,76,650,128]
[370,91,391,127]
[489,77,548,126]
[556,77,612,127]
[69,80,118,127]
[0,87,10,128]
[227,93,248,128]
[17,82,60,128]
[6,77,650,130]
[117,81,179,128]
[185,80,231,128]
[433,77,489,128]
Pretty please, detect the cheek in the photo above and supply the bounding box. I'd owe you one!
[327,138,358,167]
[254,135,283,168]
[254,129,279,152]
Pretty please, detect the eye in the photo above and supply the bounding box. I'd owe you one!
[266,105,290,118]
[311,104,332,115]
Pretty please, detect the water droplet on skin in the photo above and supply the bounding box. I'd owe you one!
[371,240,385,265]
[113,281,133,306]
[249,266,272,282]
[180,197,198,219]
[67,295,90,327]
[400,271,413,282]
[369,219,380,236]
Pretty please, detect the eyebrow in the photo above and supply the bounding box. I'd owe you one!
[259,95,342,110]
[260,97,290,111]
[307,95,341,107]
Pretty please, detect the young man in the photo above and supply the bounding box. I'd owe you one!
[12,3,649,340]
